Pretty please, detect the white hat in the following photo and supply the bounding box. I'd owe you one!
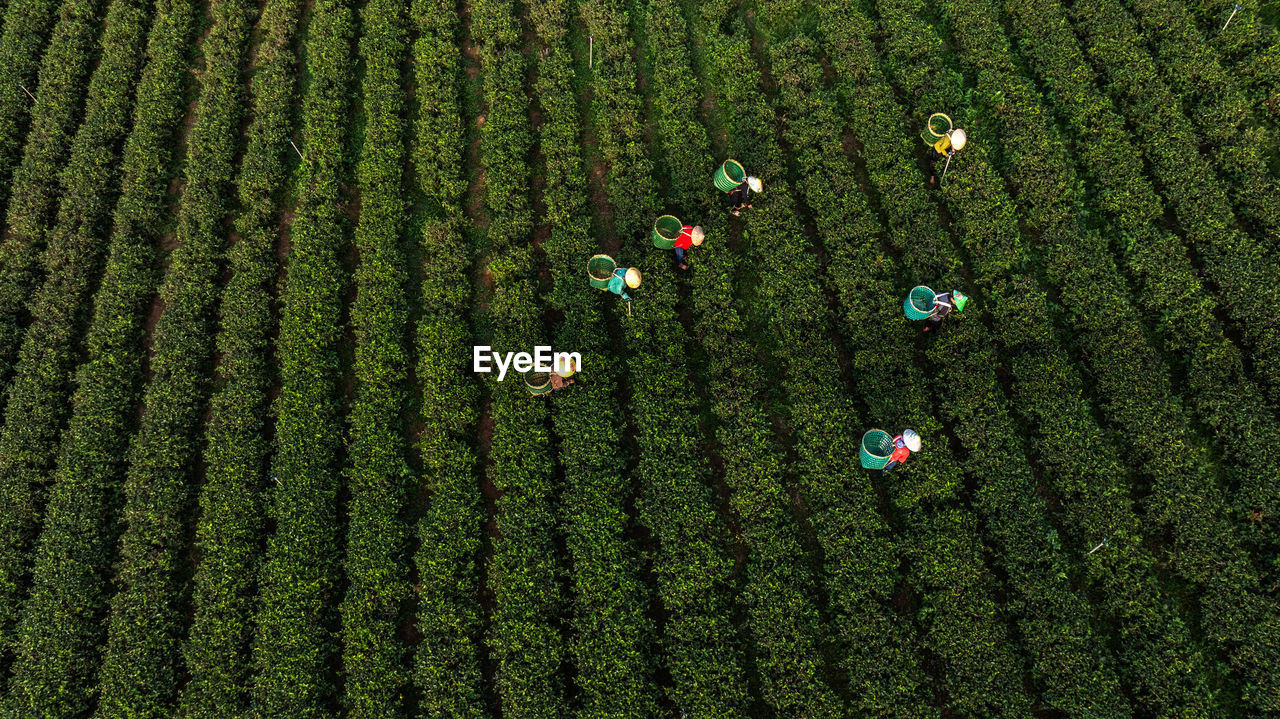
[624,267,642,288]
[902,429,921,452]
[746,176,763,193]
[949,128,967,151]
[690,226,705,246]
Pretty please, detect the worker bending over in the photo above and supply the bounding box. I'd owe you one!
[927,128,966,184]
[923,290,968,333]
[883,429,921,471]
[725,176,763,215]
[673,225,704,270]
[608,267,641,301]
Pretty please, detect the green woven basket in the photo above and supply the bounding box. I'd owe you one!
[652,215,683,249]
[921,112,952,146]
[904,286,936,320]
[860,430,895,469]
[525,371,552,395]
[588,254,617,289]
[713,159,746,192]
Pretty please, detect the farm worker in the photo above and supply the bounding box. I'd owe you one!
[673,225,705,270]
[550,357,578,391]
[724,175,763,215]
[922,289,969,333]
[883,429,921,471]
[608,266,641,301]
[927,128,966,184]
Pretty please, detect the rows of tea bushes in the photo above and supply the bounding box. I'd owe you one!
[1066,0,1280,410]
[1,0,196,710]
[248,0,354,713]
[1118,0,1280,247]
[1002,0,1280,603]
[580,0,748,713]
[643,0,841,714]
[470,0,565,713]
[406,0,486,714]
[176,0,300,713]
[530,0,657,714]
[0,0,66,209]
[814,11,1198,713]
[0,0,154,671]
[918,0,1280,710]
[0,0,103,394]
[338,0,412,713]
[90,0,252,714]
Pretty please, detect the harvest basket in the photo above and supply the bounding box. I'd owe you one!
[588,254,617,289]
[921,112,953,145]
[652,215,683,249]
[904,286,936,320]
[714,159,746,192]
[524,371,552,395]
[860,430,896,470]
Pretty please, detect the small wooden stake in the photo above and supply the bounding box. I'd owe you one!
[17,82,34,101]
[589,34,593,68]
[1222,3,1241,30]
[288,138,304,160]
[940,152,954,183]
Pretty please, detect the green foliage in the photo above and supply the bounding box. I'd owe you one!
[0,0,197,711]
[248,0,354,714]
[0,0,154,668]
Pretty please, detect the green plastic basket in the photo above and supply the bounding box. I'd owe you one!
[652,215,683,249]
[904,286,936,320]
[921,113,952,146]
[714,159,746,192]
[525,371,552,395]
[588,254,617,289]
[860,430,895,469]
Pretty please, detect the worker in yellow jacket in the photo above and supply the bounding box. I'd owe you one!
[928,128,967,184]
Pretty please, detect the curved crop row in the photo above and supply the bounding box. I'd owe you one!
[643,0,842,714]
[579,0,749,713]
[0,0,154,668]
[920,0,1280,709]
[1002,0,1280,620]
[470,0,565,714]
[0,0,67,213]
[175,0,300,716]
[0,0,104,395]
[406,0,486,715]
[247,0,354,713]
[1063,0,1280,410]
[337,0,413,713]
[0,0,197,711]
[89,0,253,715]
[529,0,657,714]
[757,1,1132,714]
[1118,0,1280,247]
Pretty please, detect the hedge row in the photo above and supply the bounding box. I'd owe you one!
[529,0,657,714]
[1118,0,1280,250]
[0,0,196,711]
[0,0,66,210]
[646,0,843,715]
[337,0,412,713]
[1003,0,1280,620]
[248,0,354,713]
[471,0,565,714]
[580,0,749,713]
[924,0,1280,710]
[89,0,253,715]
[1065,0,1280,409]
[406,0,486,714]
[175,0,298,716]
[0,0,153,669]
[0,0,103,394]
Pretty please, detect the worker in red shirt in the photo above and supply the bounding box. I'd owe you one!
[673,224,704,270]
[883,429,921,471]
